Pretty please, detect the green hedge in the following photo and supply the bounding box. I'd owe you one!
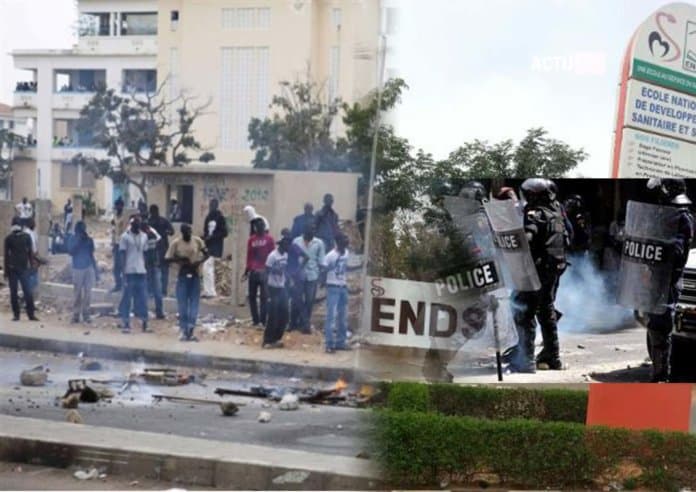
[374,410,696,490]
[383,382,588,423]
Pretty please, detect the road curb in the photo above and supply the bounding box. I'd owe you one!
[0,331,356,382]
[0,415,381,490]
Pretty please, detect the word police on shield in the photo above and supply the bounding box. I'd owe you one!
[364,269,506,350]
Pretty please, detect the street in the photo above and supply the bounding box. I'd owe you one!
[0,348,369,459]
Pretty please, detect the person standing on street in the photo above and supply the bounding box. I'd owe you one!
[4,217,38,321]
[263,236,290,348]
[67,221,99,324]
[322,233,350,353]
[118,216,149,333]
[165,224,208,341]
[169,199,181,222]
[292,224,325,333]
[291,203,314,239]
[110,198,127,292]
[243,219,274,326]
[142,219,164,319]
[22,217,42,296]
[64,198,74,233]
[202,199,228,298]
[315,193,340,251]
[148,204,174,297]
[15,197,33,227]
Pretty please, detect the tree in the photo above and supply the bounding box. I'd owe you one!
[249,75,421,212]
[0,128,24,186]
[423,127,587,204]
[72,82,214,203]
[248,75,341,172]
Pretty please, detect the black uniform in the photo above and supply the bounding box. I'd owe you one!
[511,201,567,372]
[646,205,694,382]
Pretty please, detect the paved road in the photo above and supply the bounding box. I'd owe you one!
[0,349,369,459]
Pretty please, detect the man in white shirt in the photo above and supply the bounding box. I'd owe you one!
[322,233,350,353]
[118,216,149,333]
[15,197,33,227]
[262,236,289,349]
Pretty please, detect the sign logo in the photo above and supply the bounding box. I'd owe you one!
[648,12,681,62]
[683,21,696,73]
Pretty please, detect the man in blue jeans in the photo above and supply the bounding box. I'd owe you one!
[322,233,350,353]
[165,224,208,342]
[118,216,149,333]
[292,224,325,333]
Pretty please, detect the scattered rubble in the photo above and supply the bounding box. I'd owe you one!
[62,394,80,409]
[278,393,299,411]
[220,401,239,416]
[19,366,48,386]
[257,411,272,423]
[79,360,103,371]
[65,409,83,424]
[73,467,98,480]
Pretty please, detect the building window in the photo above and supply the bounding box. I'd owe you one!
[121,12,158,36]
[60,163,95,189]
[78,12,110,36]
[60,162,79,188]
[220,47,270,151]
[122,69,157,93]
[54,69,106,93]
[329,46,340,102]
[170,10,179,31]
[222,8,271,29]
[331,8,342,29]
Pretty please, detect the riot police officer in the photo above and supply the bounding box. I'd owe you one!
[459,180,487,204]
[645,178,694,382]
[509,178,568,373]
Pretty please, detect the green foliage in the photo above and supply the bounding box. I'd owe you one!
[0,128,25,181]
[386,382,429,412]
[248,76,341,172]
[375,410,696,490]
[75,192,97,217]
[380,382,588,423]
[249,76,421,213]
[72,83,213,202]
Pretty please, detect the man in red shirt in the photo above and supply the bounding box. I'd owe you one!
[242,219,275,326]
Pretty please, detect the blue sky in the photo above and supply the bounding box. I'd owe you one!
[0,0,679,176]
[389,0,673,176]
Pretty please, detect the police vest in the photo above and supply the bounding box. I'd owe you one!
[527,205,567,264]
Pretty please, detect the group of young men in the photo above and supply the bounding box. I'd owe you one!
[243,193,351,353]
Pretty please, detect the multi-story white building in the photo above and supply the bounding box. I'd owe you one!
[11,0,158,209]
[11,0,382,211]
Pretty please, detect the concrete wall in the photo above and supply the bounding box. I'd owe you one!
[10,159,37,201]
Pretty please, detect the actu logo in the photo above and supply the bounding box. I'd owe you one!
[648,12,681,62]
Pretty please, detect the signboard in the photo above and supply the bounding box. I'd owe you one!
[362,276,516,351]
[624,80,696,143]
[617,128,696,177]
[612,2,696,177]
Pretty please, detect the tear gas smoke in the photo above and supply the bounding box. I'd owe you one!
[555,253,634,333]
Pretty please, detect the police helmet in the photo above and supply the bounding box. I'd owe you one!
[646,178,692,206]
[520,178,552,205]
[459,180,487,203]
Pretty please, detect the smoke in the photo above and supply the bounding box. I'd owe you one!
[555,253,634,333]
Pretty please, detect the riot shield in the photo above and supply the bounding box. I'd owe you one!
[617,201,679,314]
[483,199,541,292]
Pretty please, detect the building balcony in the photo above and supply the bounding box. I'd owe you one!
[76,36,157,56]
[13,91,37,110]
[51,145,107,161]
[15,146,37,160]
[52,92,95,112]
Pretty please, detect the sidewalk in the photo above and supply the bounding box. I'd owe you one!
[0,311,356,382]
[0,415,380,490]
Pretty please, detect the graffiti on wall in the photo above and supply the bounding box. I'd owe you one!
[198,179,271,234]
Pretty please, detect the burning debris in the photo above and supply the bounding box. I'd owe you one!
[213,377,376,408]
